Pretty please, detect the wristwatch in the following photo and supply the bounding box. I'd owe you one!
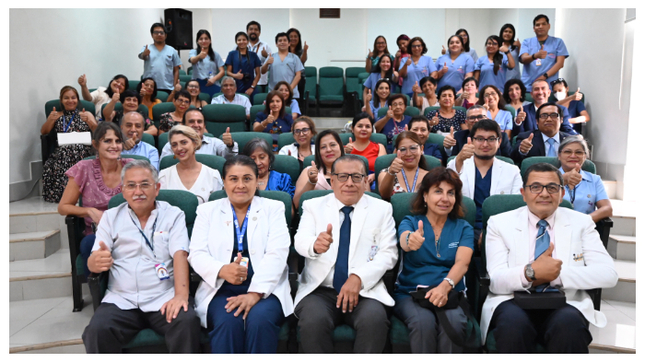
[525,263,536,281]
[542,72,549,79]
[443,277,455,290]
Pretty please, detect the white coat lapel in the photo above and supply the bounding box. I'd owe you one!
[326,196,340,258]
[347,195,369,262]
[514,207,531,267]
[490,158,502,195]
[465,158,475,198]
[246,196,262,252]
[553,208,572,265]
[220,199,235,255]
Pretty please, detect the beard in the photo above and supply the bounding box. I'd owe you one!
[249,33,258,41]
[474,153,495,160]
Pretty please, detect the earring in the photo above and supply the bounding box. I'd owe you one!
[173,154,177,159]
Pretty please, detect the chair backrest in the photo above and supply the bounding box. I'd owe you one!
[504,104,517,118]
[447,155,515,166]
[390,192,477,230]
[179,74,191,83]
[373,154,442,192]
[151,102,175,121]
[524,93,533,103]
[107,190,199,237]
[427,133,445,146]
[249,104,265,124]
[357,72,370,85]
[45,99,96,117]
[128,80,141,91]
[520,156,596,177]
[141,133,155,148]
[297,189,381,215]
[253,92,268,105]
[198,92,211,104]
[272,155,301,185]
[277,132,295,150]
[224,132,273,152]
[303,154,370,177]
[318,66,345,101]
[187,66,192,75]
[304,66,318,101]
[159,154,226,174]
[178,69,187,76]
[202,104,247,135]
[339,133,387,147]
[423,106,440,118]
[156,91,169,102]
[345,67,365,97]
[209,190,293,228]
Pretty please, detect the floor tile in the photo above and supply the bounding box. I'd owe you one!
[603,300,636,321]
[589,309,636,350]
[10,311,91,346]
[9,297,66,324]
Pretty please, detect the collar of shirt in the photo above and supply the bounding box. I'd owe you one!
[248,41,264,52]
[333,195,360,222]
[541,131,560,147]
[201,135,211,145]
[127,201,160,226]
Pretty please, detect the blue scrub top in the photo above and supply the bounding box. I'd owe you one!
[505,47,521,81]
[189,49,224,83]
[363,72,396,96]
[267,52,305,98]
[225,50,262,93]
[488,109,513,131]
[520,36,569,91]
[396,215,474,295]
[141,44,182,90]
[435,53,475,92]
[559,168,608,215]
[266,170,295,198]
[399,55,436,95]
[475,53,511,92]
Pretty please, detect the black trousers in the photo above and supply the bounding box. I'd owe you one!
[489,299,592,353]
[295,287,390,353]
[82,302,201,353]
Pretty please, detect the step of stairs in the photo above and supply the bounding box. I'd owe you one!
[10,196,70,245]
[602,260,636,303]
[607,234,635,261]
[10,230,61,262]
[10,250,73,301]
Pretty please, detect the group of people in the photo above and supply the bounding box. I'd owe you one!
[38,15,617,354]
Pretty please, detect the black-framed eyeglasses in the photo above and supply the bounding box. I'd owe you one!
[524,183,563,194]
[472,136,499,144]
[467,115,486,121]
[332,173,365,183]
[294,128,310,135]
[538,113,560,120]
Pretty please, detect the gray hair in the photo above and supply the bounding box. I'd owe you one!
[558,134,590,158]
[241,137,275,168]
[331,154,367,175]
[121,159,159,183]
[221,76,236,85]
[467,104,486,115]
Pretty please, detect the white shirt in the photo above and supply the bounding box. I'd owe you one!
[248,40,272,85]
[278,143,315,159]
[210,94,252,117]
[92,201,190,312]
[159,164,223,204]
[160,135,238,160]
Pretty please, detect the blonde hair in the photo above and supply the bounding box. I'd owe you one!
[168,125,201,151]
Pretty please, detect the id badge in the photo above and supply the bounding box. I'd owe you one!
[233,256,249,269]
[368,245,378,262]
[155,263,170,280]
[535,58,542,66]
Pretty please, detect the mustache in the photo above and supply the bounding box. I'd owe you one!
[132,195,147,201]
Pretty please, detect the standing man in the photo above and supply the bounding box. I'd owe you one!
[82,160,201,353]
[139,23,182,94]
[519,14,568,92]
[481,162,617,352]
[120,112,160,170]
[160,108,238,160]
[294,155,398,353]
[247,21,272,93]
[511,102,569,165]
[513,79,576,136]
[443,105,512,157]
[262,32,304,99]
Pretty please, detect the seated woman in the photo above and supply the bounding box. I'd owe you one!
[395,167,474,353]
[413,76,439,112]
[293,130,346,208]
[58,122,132,277]
[365,35,394,73]
[103,89,157,136]
[278,116,316,166]
[474,35,515,93]
[552,78,590,134]
[477,85,512,138]
[274,81,301,119]
[159,125,222,205]
[378,131,431,201]
[243,137,295,198]
[435,35,474,93]
[364,79,391,122]
[188,155,293,353]
[558,135,612,222]
[408,116,443,160]
[41,86,98,203]
[363,54,399,100]
[344,112,387,186]
[137,77,162,120]
[159,90,192,134]
[77,74,128,120]
[253,91,294,144]
[426,85,467,134]
[167,79,209,109]
[454,77,479,109]
[399,36,438,98]
[375,93,412,153]
[502,78,529,113]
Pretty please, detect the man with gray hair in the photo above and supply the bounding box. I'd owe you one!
[82,160,200,353]
[120,112,159,170]
[211,76,252,119]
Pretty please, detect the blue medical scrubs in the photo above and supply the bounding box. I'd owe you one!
[559,168,609,215]
[399,55,436,96]
[475,53,511,92]
[435,53,475,91]
[520,36,569,91]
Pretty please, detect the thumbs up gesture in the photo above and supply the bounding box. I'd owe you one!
[457,137,475,162]
[88,241,113,273]
[516,108,526,124]
[443,126,456,148]
[222,127,233,147]
[48,106,60,122]
[441,45,446,55]
[142,44,150,58]
[431,114,440,127]
[314,223,334,254]
[308,161,319,184]
[78,74,87,87]
[111,91,120,103]
[344,137,355,154]
[220,253,248,285]
[367,49,373,58]
[389,156,404,174]
[386,106,394,119]
[80,108,90,123]
[574,87,583,101]
[199,46,208,59]
[514,38,522,48]
[364,89,372,103]
[442,62,449,74]
[519,133,534,154]
[303,41,308,52]
[499,44,509,54]
[563,163,582,188]
[412,81,422,94]
[124,131,139,150]
[535,44,547,59]
[261,48,268,58]
[407,220,426,251]
[267,53,274,65]
[173,81,182,93]
[405,57,412,66]
[532,243,562,283]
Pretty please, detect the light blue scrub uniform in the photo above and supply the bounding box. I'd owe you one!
[520,36,568,91]
[189,49,224,95]
[267,53,305,98]
[505,47,521,81]
[399,55,436,96]
[560,168,609,215]
[475,53,511,92]
[435,53,475,91]
[487,109,512,131]
[141,44,182,91]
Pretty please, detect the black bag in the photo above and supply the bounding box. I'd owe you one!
[513,288,566,310]
[411,286,481,349]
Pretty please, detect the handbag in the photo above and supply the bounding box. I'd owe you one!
[513,287,566,310]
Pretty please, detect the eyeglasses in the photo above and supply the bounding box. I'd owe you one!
[472,136,499,144]
[397,145,420,154]
[294,128,310,135]
[123,182,154,191]
[483,93,498,98]
[187,84,200,89]
[524,183,563,194]
[561,150,586,157]
[152,31,165,35]
[538,113,560,120]
[176,99,190,105]
[466,115,486,121]
[332,173,365,183]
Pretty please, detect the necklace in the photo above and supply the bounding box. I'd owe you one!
[432,221,445,258]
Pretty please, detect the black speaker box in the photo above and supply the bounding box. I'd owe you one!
[164,8,193,50]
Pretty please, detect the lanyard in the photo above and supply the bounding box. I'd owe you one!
[62,111,77,133]
[401,167,419,193]
[567,183,578,204]
[130,213,158,257]
[231,203,251,252]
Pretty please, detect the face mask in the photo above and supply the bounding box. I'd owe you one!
[554,91,567,101]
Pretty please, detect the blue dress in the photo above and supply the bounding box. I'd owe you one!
[266,170,295,198]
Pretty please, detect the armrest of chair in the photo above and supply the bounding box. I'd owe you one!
[473,256,490,321]
[65,215,85,272]
[595,217,613,249]
[586,288,602,311]
[88,271,108,311]
[288,246,300,299]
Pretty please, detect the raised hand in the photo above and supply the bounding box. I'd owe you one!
[344,137,355,154]
[78,74,87,87]
[441,45,446,55]
[563,163,582,189]
[574,87,583,101]
[519,133,534,154]
[443,126,456,148]
[303,41,308,52]
[442,62,449,74]
[516,108,526,124]
[389,156,404,174]
[222,127,233,147]
[47,107,60,122]
[314,223,333,254]
[308,161,319,184]
[407,220,425,251]
[405,57,412,66]
[111,92,120,103]
[412,81,422,94]
[364,89,372,104]
[368,49,373,58]
[142,45,150,58]
[431,114,440,128]
[89,241,113,273]
[174,82,182,93]
[124,131,138,150]
[535,44,547,59]
[395,50,401,58]
[513,38,521,48]
[386,106,394,119]
[199,47,208,59]
[457,137,475,161]
[80,108,92,124]
[261,48,268,58]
